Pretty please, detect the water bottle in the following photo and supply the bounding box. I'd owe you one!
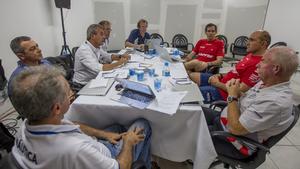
[162,61,170,77]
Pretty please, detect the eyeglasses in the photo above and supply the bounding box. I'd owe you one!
[68,90,76,103]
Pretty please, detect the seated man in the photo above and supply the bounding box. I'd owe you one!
[10,66,152,169]
[190,30,271,103]
[184,23,224,73]
[98,20,130,63]
[8,36,51,94]
[73,24,129,86]
[125,19,150,51]
[202,46,299,159]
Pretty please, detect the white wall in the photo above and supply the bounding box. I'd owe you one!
[264,0,300,95]
[0,0,56,77]
[224,0,268,48]
[264,0,300,52]
[1,0,267,78]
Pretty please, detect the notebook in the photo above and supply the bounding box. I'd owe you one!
[77,78,115,96]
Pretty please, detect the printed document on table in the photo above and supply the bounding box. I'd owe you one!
[89,79,108,88]
[148,90,187,115]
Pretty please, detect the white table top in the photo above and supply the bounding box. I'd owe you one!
[66,52,217,169]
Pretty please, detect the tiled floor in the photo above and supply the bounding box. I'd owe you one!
[1,65,300,168]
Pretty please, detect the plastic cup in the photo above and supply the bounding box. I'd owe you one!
[148,68,155,77]
[154,78,162,91]
[136,70,144,81]
[129,68,135,76]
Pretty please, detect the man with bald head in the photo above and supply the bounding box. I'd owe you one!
[202,46,299,159]
[190,30,271,103]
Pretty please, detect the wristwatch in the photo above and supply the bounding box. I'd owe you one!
[227,96,238,103]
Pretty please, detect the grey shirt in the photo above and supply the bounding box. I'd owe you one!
[221,81,294,142]
[73,41,112,85]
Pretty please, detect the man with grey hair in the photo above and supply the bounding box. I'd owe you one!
[73,24,129,87]
[8,36,51,95]
[98,20,130,63]
[202,46,299,159]
[10,65,152,169]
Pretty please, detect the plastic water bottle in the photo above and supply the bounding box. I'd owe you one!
[162,61,170,77]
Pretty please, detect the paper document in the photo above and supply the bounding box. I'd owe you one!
[89,79,108,88]
[130,54,145,63]
[102,69,128,79]
[148,90,187,115]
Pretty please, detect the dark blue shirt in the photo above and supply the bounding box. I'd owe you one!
[8,59,51,95]
[126,29,150,45]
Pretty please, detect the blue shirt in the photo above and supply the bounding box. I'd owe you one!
[8,59,51,95]
[126,29,150,45]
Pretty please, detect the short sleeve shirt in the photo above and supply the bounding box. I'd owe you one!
[126,29,150,45]
[221,81,294,142]
[193,39,224,62]
[12,119,119,169]
[218,53,262,100]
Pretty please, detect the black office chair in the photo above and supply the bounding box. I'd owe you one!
[208,103,300,169]
[150,33,169,47]
[270,41,287,48]
[0,152,23,169]
[0,59,8,104]
[230,36,248,60]
[72,46,79,60]
[216,34,228,54]
[45,55,74,81]
[171,34,194,54]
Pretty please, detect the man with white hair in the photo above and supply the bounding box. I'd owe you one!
[203,46,299,159]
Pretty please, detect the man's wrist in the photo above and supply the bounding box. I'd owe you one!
[227,95,239,103]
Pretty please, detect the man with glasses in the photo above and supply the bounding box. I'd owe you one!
[10,66,152,169]
[98,20,130,63]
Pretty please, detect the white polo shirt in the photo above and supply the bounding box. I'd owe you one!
[12,119,119,169]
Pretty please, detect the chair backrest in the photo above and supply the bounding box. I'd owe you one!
[216,34,228,54]
[45,55,74,81]
[0,152,23,169]
[0,59,7,91]
[72,46,79,57]
[231,35,248,57]
[150,33,164,42]
[264,105,300,148]
[270,41,287,48]
[172,34,189,50]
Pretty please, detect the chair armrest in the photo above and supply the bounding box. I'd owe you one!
[230,43,234,53]
[211,131,270,153]
[209,100,228,111]
[188,43,194,50]
[132,160,147,169]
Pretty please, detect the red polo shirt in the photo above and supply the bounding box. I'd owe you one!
[193,39,224,62]
[218,53,262,100]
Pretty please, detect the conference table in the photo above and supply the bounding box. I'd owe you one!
[65,51,217,169]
